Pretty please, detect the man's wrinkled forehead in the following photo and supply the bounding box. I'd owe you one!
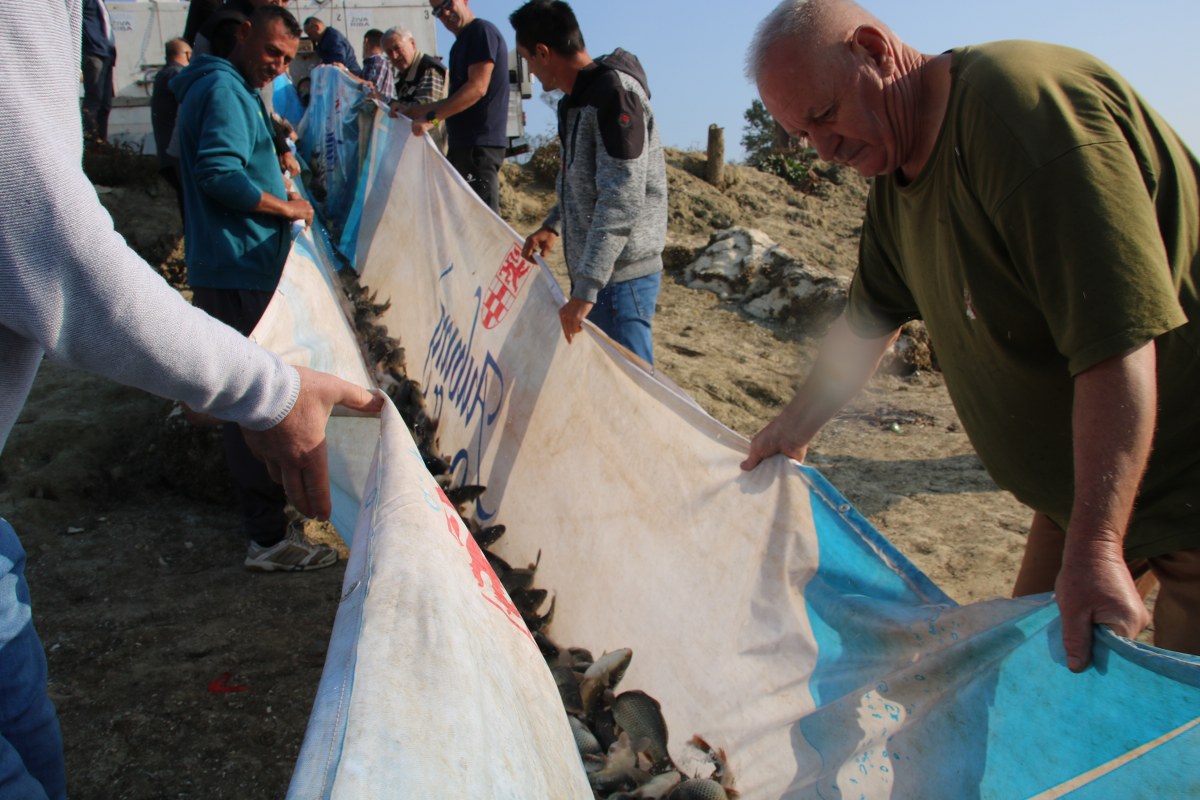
[758,42,838,117]
[758,35,831,87]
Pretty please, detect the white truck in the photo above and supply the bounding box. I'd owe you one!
[103,0,530,155]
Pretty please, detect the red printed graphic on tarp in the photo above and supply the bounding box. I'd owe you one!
[481,244,534,330]
[435,485,530,638]
[207,672,248,693]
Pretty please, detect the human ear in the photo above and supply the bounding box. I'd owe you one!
[850,24,894,76]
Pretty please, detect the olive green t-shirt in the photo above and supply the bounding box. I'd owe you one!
[847,41,1200,558]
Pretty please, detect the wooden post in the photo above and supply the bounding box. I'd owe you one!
[706,124,725,187]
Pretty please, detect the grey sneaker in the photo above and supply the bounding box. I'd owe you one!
[245,521,339,572]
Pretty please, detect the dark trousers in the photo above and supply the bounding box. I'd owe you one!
[191,287,288,547]
[159,163,185,225]
[80,54,113,142]
[448,145,505,213]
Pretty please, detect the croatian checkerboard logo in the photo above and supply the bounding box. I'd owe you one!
[481,244,534,330]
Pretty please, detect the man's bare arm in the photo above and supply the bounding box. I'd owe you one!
[411,60,494,137]
[741,317,901,469]
[1056,341,1156,671]
[253,190,313,226]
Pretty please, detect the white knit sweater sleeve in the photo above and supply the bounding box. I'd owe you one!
[0,0,300,452]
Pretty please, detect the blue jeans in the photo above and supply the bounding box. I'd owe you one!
[587,271,661,365]
[0,520,65,800]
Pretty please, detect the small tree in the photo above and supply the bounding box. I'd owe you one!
[741,99,778,167]
[741,98,818,189]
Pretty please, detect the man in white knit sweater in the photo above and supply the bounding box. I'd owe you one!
[0,3,380,796]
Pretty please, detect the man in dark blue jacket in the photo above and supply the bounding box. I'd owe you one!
[80,0,116,141]
[173,6,336,572]
[303,16,362,77]
[151,37,192,221]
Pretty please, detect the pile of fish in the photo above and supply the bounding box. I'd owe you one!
[338,268,738,799]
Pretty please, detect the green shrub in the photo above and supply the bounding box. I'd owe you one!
[753,149,819,189]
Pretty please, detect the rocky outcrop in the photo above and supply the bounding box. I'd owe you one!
[683,228,847,331]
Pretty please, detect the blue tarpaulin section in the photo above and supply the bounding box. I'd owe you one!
[256,69,1200,799]
[271,73,306,130]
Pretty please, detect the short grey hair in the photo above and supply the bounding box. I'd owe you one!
[746,0,874,84]
[383,26,414,43]
[746,1,817,82]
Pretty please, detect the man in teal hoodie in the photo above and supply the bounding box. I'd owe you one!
[172,6,332,572]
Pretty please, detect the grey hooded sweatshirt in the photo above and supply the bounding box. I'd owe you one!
[542,49,668,303]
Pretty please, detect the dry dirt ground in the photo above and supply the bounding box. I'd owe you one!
[0,145,1039,798]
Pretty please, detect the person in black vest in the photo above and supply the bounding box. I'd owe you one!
[383,26,448,151]
[383,26,447,109]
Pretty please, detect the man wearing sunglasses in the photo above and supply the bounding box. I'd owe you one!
[409,0,510,212]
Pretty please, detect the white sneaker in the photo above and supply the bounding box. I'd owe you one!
[244,521,338,572]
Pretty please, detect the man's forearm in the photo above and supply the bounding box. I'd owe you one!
[253,190,284,216]
[1053,341,1157,670]
[806,317,900,407]
[420,62,491,122]
[249,188,313,228]
[791,320,900,433]
[741,316,899,469]
[1066,342,1157,551]
[421,83,486,121]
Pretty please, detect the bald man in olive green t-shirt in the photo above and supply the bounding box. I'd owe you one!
[744,0,1200,671]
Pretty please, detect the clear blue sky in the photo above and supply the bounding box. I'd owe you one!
[442,0,1199,161]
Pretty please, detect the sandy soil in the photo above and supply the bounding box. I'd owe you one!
[0,144,1037,798]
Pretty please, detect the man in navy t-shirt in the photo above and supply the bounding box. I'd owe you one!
[408,0,510,211]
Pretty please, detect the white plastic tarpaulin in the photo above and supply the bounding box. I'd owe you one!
[261,70,1200,798]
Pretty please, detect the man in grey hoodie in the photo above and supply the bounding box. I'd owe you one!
[512,0,667,365]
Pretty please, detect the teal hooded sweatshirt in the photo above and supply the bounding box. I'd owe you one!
[171,54,290,291]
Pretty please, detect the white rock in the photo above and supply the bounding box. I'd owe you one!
[685,227,848,327]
